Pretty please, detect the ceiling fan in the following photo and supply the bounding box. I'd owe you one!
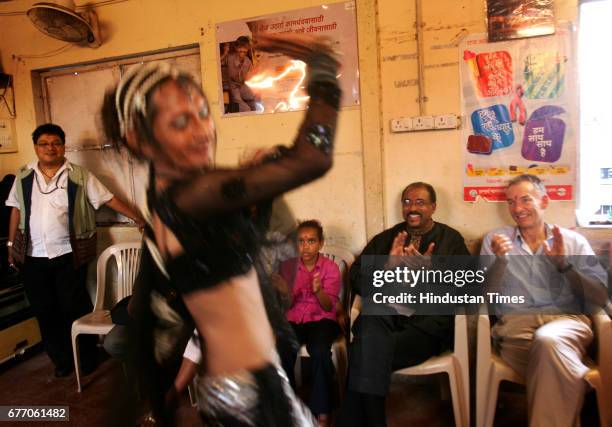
[27,0,101,47]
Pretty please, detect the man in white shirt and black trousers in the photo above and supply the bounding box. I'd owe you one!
[5,123,143,378]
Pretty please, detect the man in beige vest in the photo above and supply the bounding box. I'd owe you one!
[5,123,142,378]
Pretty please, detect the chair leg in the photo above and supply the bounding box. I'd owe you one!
[483,374,502,427]
[333,343,347,401]
[71,330,82,392]
[446,365,466,427]
[592,380,611,427]
[188,381,198,407]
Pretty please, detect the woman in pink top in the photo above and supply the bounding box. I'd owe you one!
[274,220,341,427]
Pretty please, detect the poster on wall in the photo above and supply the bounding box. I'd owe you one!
[487,0,555,42]
[460,25,577,202]
[216,1,360,116]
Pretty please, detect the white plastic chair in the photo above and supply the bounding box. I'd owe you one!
[476,310,612,427]
[294,244,355,400]
[349,295,470,427]
[71,241,142,392]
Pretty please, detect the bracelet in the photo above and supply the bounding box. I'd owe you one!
[6,241,13,247]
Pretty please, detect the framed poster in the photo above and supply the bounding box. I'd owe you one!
[487,0,555,42]
[461,25,577,202]
[216,2,360,116]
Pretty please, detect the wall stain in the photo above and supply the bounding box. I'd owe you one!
[424,21,480,31]
[424,61,459,70]
[393,79,418,88]
[382,53,417,62]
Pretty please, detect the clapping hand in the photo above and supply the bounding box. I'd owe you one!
[543,225,567,269]
[312,272,322,294]
[271,273,290,295]
[490,233,513,259]
[387,231,434,269]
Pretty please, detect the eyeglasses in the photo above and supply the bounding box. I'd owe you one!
[402,198,430,207]
[36,142,64,149]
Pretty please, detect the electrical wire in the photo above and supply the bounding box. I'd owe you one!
[16,44,73,60]
[0,0,131,16]
[76,0,131,7]
[0,10,25,16]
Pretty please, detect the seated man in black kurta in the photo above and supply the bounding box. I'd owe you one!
[337,181,470,427]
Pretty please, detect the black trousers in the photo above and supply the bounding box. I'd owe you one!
[279,318,340,415]
[23,253,97,370]
[337,314,453,427]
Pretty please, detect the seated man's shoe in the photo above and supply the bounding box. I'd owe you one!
[54,365,74,378]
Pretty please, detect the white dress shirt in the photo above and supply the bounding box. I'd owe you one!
[480,224,608,313]
[182,329,202,364]
[6,160,113,259]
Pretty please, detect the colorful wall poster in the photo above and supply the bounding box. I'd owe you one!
[487,0,555,42]
[460,26,577,202]
[216,2,360,116]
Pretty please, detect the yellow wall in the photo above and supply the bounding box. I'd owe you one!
[0,0,596,256]
[0,0,368,252]
[377,0,579,245]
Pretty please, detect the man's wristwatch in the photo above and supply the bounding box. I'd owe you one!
[557,262,574,273]
[6,241,13,248]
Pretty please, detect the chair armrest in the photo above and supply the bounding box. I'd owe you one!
[592,310,611,364]
[592,311,612,396]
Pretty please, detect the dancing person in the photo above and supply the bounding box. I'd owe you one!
[101,33,341,426]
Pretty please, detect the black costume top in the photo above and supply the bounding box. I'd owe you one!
[149,87,338,295]
[132,83,340,426]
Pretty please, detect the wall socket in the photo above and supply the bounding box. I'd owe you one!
[390,114,460,133]
[390,117,413,132]
[413,116,434,131]
[434,114,460,129]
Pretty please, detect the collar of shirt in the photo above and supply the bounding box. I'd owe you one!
[297,253,323,273]
[28,159,71,184]
[512,223,553,255]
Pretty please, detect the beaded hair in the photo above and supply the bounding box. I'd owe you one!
[114,62,188,138]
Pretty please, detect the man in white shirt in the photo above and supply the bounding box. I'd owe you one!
[481,174,608,427]
[5,123,143,378]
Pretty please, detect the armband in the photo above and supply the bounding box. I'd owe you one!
[305,124,333,154]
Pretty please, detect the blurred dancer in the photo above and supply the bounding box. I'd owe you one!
[102,33,340,425]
